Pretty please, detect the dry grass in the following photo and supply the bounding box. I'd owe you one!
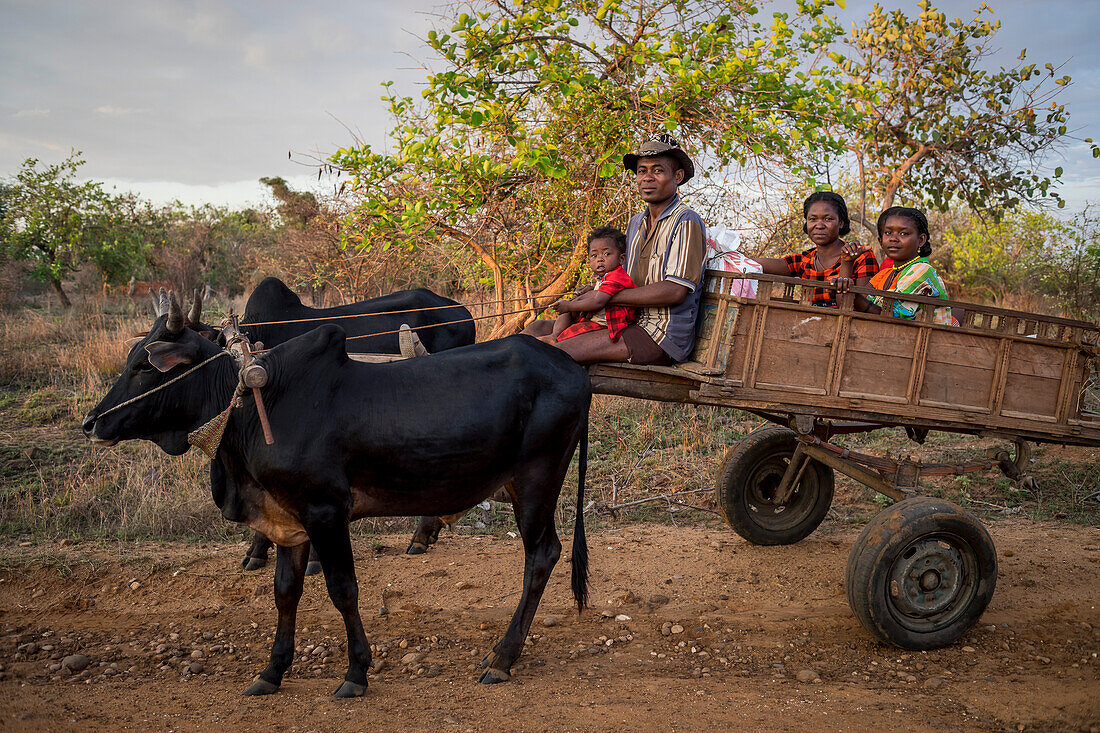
[0,297,239,541]
[1,294,1096,544]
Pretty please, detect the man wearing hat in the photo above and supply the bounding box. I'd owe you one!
[547,133,707,365]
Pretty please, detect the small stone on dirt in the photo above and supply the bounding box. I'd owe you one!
[615,615,631,622]
[797,669,818,682]
[541,617,558,627]
[671,625,684,635]
[129,581,141,591]
[188,662,203,675]
[924,677,944,690]
[455,581,474,590]
[62,654,90,672]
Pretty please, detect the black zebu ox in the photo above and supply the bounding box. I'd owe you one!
[82,293,590,696]
[236,277,478,572]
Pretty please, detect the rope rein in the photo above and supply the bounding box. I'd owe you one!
[240,293,569,328]
[249,304,562,354]
[96,351,234,418]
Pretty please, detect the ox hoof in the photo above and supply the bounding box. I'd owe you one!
[241,556,267,571]
[477,668,511,684]
[334,680,367,698]
[479,651,499,668]
[405,542,428,555]
[243,678,279,696]
[304,560,323,576]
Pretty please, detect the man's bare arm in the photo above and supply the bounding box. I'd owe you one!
[607,280,689,307]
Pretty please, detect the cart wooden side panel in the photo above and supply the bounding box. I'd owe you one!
[591,272,1100,446]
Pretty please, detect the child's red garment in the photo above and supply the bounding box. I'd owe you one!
[556,266,637,342]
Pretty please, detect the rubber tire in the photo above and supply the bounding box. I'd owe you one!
[845,497,997,650]
[716,425,834,545]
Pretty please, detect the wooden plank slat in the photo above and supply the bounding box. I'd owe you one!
[988,338,1012,417]
[907,325,931,405]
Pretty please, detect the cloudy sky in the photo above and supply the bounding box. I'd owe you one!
[2,0,1098,212]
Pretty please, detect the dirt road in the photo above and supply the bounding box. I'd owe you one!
[1,521,1098,732]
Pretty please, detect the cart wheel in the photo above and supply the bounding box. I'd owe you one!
[845,497,996,650]
[716,425,834,545]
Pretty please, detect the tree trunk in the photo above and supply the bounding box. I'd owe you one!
[486,234,587,340]
[49,276,72,309]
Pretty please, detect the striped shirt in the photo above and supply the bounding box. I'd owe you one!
[624,194,707,362]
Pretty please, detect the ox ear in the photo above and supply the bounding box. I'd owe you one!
[145,340,199,373]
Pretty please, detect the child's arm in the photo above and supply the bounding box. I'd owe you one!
[553,289,612,315]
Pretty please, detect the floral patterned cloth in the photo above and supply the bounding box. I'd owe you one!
[868,256,958,326]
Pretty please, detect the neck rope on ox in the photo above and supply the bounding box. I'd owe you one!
[93,350,240,460]
[96,351,234,419]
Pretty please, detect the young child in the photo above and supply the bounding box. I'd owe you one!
[540,226,637,344]
[755,191,879,307]
[835,206,957,326]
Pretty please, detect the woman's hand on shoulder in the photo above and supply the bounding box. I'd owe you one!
[839,242,872,263]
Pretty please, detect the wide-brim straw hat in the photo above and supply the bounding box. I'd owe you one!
[623,133,695,184]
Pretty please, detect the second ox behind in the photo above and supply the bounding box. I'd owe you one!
[83,292,591,696]
[235,277,477,571]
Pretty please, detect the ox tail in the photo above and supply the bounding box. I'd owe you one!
[570,413,589,611]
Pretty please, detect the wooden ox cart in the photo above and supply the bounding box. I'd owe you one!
[588,272,1100,650]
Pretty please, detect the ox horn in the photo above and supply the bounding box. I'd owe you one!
[151,288,167,317]
[167,290,184,333]
[188,287,203,326]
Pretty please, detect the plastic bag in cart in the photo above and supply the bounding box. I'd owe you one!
[705,226,761,298]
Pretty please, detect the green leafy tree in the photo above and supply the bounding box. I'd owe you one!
[2,153,106,307]
[331,0,848,336]
[939,207,1100,320]
[827,1,1098,234]
[0,152,158,307]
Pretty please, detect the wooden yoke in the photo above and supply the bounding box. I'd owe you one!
[223,312,275,445]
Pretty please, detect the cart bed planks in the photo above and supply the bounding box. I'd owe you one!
[589,271,1100,447]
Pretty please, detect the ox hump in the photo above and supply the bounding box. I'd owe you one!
[251,277,304,310]
[285,323,348,361]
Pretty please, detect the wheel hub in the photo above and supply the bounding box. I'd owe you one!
[889,539,964,618]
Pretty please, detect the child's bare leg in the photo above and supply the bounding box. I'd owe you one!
[537,313,575,343]
[523,320,555,339]
[550,313,573,339]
